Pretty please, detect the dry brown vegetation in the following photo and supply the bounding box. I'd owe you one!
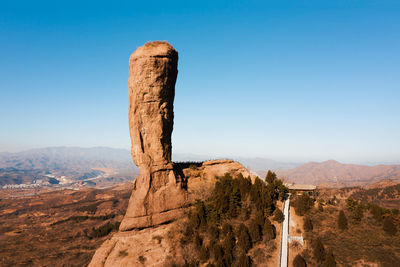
[296,195,400,267]
[0,183,132,266]
[350,184,400,210]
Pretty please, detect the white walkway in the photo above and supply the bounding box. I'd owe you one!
[279,196,290,267]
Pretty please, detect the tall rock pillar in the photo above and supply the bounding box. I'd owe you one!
[120,41,187,230]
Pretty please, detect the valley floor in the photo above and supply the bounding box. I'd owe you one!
[0,183,132,267]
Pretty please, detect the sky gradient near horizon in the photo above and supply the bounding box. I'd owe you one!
[1,0,399,163]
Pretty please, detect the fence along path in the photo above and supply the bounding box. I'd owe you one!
[279,195,290,267]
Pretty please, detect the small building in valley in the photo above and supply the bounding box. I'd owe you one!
[285,183,317,197]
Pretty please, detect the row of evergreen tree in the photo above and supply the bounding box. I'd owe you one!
[179,171,288,266]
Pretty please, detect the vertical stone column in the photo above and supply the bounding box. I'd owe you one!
[120,41,187,230]
[128,41,177,170]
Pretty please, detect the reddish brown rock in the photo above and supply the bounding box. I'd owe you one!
[89,41,258,265]
[128,41,177,169]
[120,41,186,230]
[89,160,256,266]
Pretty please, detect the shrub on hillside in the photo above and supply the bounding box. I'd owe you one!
[303,217,313,232]
[77,203,99,214]
[263,218,276,241]
[346,197,365,222]
[293,254,307,267]
[254,210,265,227]
[239,204,251,220]
[192,200,207,229]
[265,170,276,184]
[273,208,284,223]
[222,222,233,236]
[199,245,209,262]
[338,210,348,231]
[222,232,235,265]
[181,224,194,245]
[249,220,262,243]
[313,238,326,263]
[346,197,357,211]
[89,221,120,238]
[294,193,314,216]
[368,204,388,223]
[324,250,336,267]
[193,232,202,249]
[228,187,241,217]
[210,243,224,262]
[265,170,289,200]
[251,177,275,215]
[383,216,397,235]
[352,204,364,222]
[238,223,252,252]
[208,225,220,241]
[237,252,252,267]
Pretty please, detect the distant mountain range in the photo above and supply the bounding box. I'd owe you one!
[0,147,299,174]
[172,153,301,173]
[0,147,138,172]
[1,147,399,188]
[0,147,139,186]
[276,160,400,187]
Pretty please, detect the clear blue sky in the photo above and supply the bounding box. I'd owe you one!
[1,0,399,163]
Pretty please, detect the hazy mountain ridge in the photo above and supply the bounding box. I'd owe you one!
[0,147,139,186]
[2,147,399,188]
[172,154,301,173]
[0,147,297,173]
[0,147,137,171]
[234,157,301,173]
[276,160,400,187]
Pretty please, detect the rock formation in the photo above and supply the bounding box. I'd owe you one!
[89,41,257,266]
[120,41,187,230]
[128,41,177,170]
[89,160,255,267]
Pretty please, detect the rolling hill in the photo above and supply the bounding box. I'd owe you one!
[276,160,400,187]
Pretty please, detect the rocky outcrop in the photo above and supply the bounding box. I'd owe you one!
[120,41,186,230]
[89,159,255,267]
[89,41,258,266]
[120,42,260,231]
[128,41,177,170]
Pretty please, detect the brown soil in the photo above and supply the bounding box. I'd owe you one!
[0,183,133,267]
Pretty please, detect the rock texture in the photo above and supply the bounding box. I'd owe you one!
[89,160,256,267]
[88,223,175,267]
[120,41,186,230]
[128,41,177,170]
